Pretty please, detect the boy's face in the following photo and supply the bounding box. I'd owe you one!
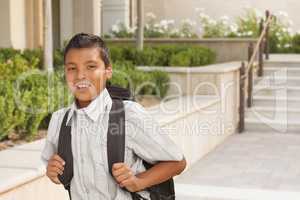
[64,47,112,103]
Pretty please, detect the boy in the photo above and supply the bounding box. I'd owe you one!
[41,33,186,200]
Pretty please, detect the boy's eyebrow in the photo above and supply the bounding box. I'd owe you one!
[84,60,98,64]
[65,62,77,66]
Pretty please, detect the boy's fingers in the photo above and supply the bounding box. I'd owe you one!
[112,162,125,170]
[47,165,63,176]
[47,170,59,178]
[49,160,64,171]
[113,166,130,178]
[115,171,133,183]
[120,178,132,188]
[52,154,65,165]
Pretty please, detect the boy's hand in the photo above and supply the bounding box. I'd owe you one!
[112,163,144,192]
[46,154,65,184]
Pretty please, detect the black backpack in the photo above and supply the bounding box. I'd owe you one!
[57,85,175,200]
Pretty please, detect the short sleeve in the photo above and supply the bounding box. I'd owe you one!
[40,108,66,165]
[125,101,184,164]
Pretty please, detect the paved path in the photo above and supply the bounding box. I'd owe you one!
[175,132,300,200]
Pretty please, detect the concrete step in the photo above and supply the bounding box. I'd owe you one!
[253,86,300,96]
[245,117,300,133]
[255,76,300,86]
[264,61,300,68]
[245,106,300,120]
[264,67,300,77]
[253,95,300,107]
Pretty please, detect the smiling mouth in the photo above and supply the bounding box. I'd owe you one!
[74,82,92,91]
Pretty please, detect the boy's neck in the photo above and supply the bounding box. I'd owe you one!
[75,99,92,109]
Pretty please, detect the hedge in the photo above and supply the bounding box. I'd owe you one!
[108,44,216,67]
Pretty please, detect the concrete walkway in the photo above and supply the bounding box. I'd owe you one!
[175,132,300,200]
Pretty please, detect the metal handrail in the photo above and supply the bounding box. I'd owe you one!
[238,10,273,133]
[241,12,273,80]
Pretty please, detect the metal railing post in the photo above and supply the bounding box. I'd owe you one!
[265,10,270,60]
[247,43,254,107]
[239,62,246,133]
[258,19,264,77]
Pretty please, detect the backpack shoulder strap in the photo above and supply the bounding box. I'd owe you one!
[107,99,126,175]
[57,109,73,199]
[107,99,148,200]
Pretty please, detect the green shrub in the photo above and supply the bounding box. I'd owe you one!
[0,53,71,140]
[292,34,300,53]
[148,70,170,98]
[108,44,216,66]
[169,51,191,66]
[0,80,17,140]
[110,61,169,98]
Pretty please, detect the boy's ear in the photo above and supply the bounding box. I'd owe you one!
[105,64,113,79]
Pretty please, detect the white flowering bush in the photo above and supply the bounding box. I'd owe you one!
[109,21,136,38]
[268,11,294,53]
[107,12,198,39]
[106,9,299,53]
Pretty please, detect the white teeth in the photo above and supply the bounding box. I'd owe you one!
[75,82,91,89]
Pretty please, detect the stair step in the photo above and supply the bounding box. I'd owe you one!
[245,106,300,120]
[253,95,300,107]
[255,76,300,86]
[245,117,300,133]
[264,67,300,77]
[264,61,300,68]
[253,86,300,96]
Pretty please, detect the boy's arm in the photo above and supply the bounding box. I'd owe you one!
[112,158,186,192]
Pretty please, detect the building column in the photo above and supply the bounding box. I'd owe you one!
[102,0,130,34]
[0,0,12,48]
[25,0,43,49]
[73,0,102,35]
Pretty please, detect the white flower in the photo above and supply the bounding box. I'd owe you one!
[146,12,156,19]
[209,19,217,25]
[247,31,253,36]
[154,23,160,28]
[171,28,179,34]
[182,19,196,26]
[111,24,119,32]
[168,20,175,25]
[220,16,230,22]
[230,24,238,33]
[160,20,169,29]
[284,44,291,48]
[199,13,210,20]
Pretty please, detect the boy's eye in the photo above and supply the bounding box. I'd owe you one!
[87,65,96,69]
[67,67,76,71]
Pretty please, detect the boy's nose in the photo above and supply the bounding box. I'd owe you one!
[77,69,86,79]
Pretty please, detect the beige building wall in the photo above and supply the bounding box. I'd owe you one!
[0,0,103,49]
